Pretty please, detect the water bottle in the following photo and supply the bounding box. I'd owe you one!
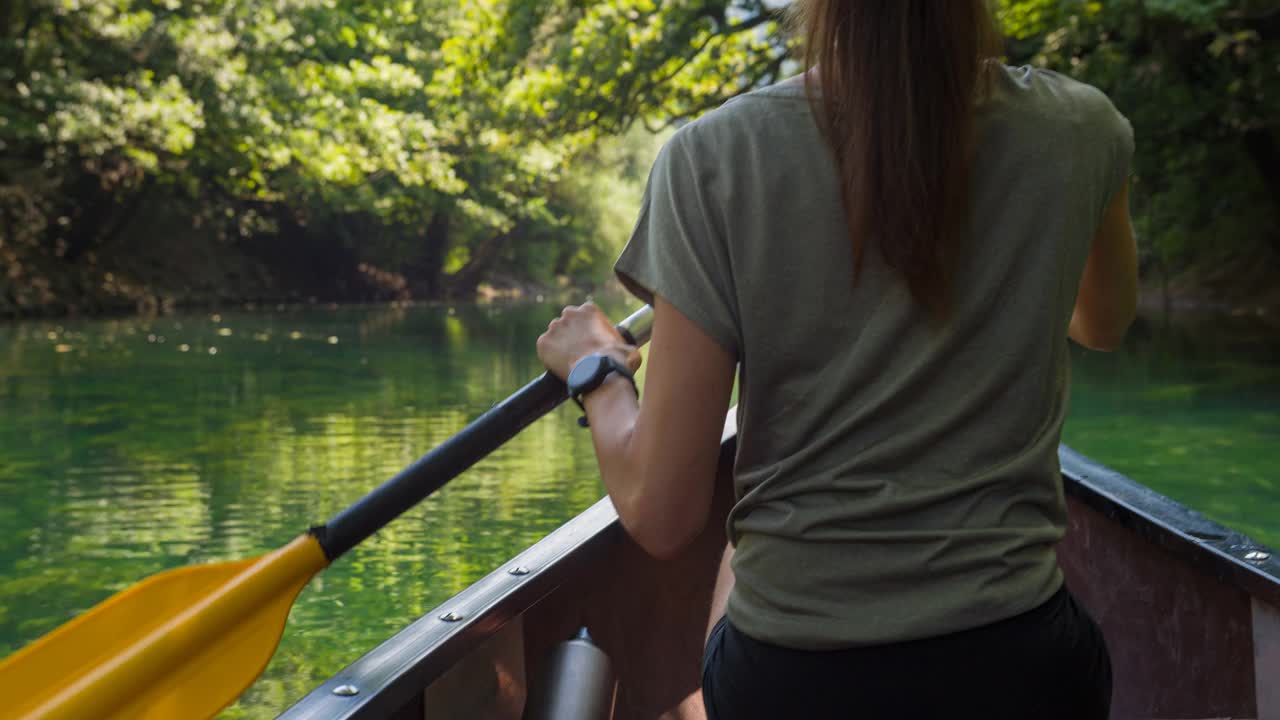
[523,627,617,720]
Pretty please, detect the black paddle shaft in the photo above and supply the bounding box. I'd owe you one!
[313,305,654,562]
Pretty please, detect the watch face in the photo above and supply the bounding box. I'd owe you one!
[568,354,606,390]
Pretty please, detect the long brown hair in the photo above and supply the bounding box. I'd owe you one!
[797,1,1001,314]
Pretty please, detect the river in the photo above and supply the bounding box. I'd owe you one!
[0,301,1275,717]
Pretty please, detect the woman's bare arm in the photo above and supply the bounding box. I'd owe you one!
[536,297,735,559]
[1069,180,1138,351]
[581,296,735,559]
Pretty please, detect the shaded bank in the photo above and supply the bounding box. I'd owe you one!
[0,185,627,319]
[4,228,1278,321]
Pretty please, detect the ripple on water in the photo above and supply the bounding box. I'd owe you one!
[57,463,211,558]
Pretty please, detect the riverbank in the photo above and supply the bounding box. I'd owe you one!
[1138,250,1280,328]
[0,227,407,320]
[0,237,593,322]
[5,236,1279,324]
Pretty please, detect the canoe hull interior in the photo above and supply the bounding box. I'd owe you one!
[1063,496,1259,718]
[281,433,1279,720]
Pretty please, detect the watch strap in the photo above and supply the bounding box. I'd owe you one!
[568,354,638,427]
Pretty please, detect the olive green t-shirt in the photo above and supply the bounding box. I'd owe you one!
[614,65,1135,649]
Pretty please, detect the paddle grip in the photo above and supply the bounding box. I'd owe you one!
[313,305,653,561]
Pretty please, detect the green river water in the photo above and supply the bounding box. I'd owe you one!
[0,301,1276,717]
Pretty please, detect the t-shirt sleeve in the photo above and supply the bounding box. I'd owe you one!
[1082,85,1135,221]
[614,129,741,358]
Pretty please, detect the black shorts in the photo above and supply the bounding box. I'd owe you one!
[702,585,1111,720]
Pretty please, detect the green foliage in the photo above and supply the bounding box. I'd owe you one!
[9,0,1270,313]
[998,0,1280,291]
[505,124,669,290]
[0,0,790,315]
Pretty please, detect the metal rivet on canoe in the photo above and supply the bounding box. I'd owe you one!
[508,566,531,576]
[332,685,360,697]
[439,611,465,622]
[1244,550,1271,563]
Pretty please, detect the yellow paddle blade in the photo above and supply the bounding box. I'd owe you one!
[0,534,329,720]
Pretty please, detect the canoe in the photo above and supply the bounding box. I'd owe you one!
[279,415,1279,720]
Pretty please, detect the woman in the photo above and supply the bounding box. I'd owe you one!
[536,1,1136,717]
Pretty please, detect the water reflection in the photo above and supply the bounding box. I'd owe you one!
[0,301,618,718]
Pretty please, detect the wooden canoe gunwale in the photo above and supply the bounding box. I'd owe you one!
[280,436,1280,719]
[277,498,626,720]
[1059,445,1280,608]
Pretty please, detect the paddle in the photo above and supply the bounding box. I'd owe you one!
[0,304,654,720]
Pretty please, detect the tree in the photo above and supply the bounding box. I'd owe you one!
[0,0,792,316]
[998,0,1280,299]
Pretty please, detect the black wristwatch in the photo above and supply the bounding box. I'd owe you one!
[566,353,638,427]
